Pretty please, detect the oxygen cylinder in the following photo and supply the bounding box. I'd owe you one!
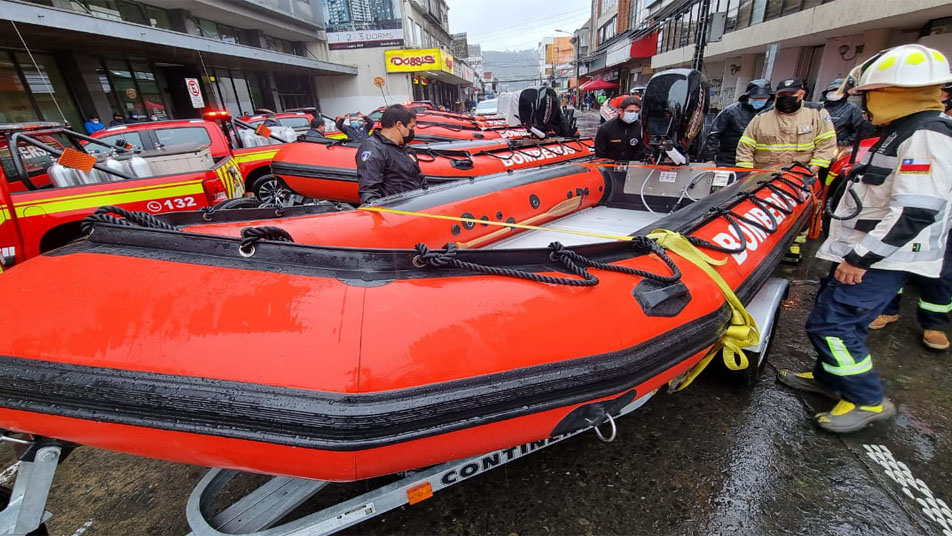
[129,154,151,178]
[103,157,129,179]
[48,163,78,188]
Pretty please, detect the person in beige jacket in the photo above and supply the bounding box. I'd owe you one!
[735,77,837,174]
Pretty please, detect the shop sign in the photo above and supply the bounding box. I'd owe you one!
[185,78,204,108]
[386,49,454,74]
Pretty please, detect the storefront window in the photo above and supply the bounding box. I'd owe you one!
[131,62,167,119]
[14,53,83,129]
[105,59,143,121]
[231,74,254,116]
[0,55,39,124]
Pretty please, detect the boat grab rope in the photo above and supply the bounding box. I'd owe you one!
[80,205,180,234]
[239,226,294,257]
[647,229,760,391]
[200,197,263,221]
[411,238,680,287]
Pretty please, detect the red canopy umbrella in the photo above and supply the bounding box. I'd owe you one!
[579,78,619,91]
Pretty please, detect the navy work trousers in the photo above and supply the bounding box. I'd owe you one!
[805,268,907,406]
[880,233,952,330]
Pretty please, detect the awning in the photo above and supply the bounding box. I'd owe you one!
[579,78,619,91]
[630,31,659,59]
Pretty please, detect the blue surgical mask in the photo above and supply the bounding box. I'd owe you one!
[622,111,640,124]
[749,98,768,110]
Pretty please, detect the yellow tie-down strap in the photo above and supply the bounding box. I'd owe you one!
[360,206,760,387]
[647,229,761,392]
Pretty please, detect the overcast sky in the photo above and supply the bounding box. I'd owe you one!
[445,0,591,52]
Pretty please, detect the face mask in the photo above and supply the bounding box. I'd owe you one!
[865,86,946,126]
[622,111,639,124]
[92,119,100,123]
[748,98,767,110]
[351,121,360,128]
[402,126,415,144]
[825,91,844,102]
[775,95,802,114]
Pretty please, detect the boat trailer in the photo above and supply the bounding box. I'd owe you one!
[0,279,788,536]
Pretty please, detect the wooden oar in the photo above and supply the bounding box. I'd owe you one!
[456,195,584,249]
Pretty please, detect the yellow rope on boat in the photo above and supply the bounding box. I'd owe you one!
[647,229,760,392]
[360,207,761,389]
[359,206,637,242]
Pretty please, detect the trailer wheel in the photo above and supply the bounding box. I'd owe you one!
[0,486,48,535]
[252,175,294,207]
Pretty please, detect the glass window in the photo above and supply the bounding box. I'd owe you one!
[104,59,145,121]
[0,54,39,124]
[184,16,201,36]
[214,73,241,117]
[15,52,83,129]
[86,131,145,156]
[155,127,212,150]
[278,116,310,129]
[87,0,122,21]
[145,6,171,29]
[199,19,220,40]
[131,62,168,120]
[218,24,241,44]
[231,74,254,116]
[117,1,147,25]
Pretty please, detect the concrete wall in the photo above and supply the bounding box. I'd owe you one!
[813,34,865,101]
[315,47,412,117]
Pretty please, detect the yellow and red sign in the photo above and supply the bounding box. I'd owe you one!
[385,48,455,74]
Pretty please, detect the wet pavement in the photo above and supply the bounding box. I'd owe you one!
[2,177,951,535]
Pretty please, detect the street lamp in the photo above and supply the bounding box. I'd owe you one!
[554,29,579,108]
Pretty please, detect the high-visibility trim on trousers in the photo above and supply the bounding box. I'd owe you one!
[918,298,952,313]
[822,336,874,376]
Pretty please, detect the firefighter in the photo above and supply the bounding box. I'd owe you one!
[735,77,837,173]
[822,78,869,149]
[778,44,952,433]
[594,96,646,161]
[701,79,772,167]
[356,104,425,205]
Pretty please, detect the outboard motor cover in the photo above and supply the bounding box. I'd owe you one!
[518,86,575,137]
[642,69,709,162]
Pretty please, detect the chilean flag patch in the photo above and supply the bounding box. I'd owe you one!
[899,158,932,174]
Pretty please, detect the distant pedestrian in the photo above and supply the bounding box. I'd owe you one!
[262,113,280,128]
[584,93,594,111]
[108,112,124,127]
[84,115,105,134]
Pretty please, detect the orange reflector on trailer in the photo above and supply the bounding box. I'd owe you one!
[58,148,96,172]
[406,482,433,505]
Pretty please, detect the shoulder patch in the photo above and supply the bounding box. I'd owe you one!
[360,151,372,162]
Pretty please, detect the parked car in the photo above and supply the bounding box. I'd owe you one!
[0,122,244,270]
[475,99,498,115]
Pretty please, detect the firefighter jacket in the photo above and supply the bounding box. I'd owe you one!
[824,99,869,147]
[818,111,952,278]
[700,100,758,166]
[357,133,425,205]
[735,102,836,169]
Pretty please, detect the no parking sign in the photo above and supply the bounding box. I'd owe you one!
[186,78,204,108]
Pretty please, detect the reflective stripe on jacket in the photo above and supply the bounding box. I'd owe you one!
[735,104,836,169]
[817,111,952,278]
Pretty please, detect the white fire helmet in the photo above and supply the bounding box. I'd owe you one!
[848,44,952,94]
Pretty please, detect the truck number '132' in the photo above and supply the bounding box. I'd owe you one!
[147,197,197,212]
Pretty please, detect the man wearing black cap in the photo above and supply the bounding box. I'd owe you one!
[701,79,772,167]
[736,77,836,174]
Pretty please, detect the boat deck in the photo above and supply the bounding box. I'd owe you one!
[488,206,663,249]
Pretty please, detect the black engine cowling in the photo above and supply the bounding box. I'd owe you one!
[642,69,709,162]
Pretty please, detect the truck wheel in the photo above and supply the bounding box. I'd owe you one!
[252,175,293,207]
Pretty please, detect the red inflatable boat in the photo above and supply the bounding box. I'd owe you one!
[0,160,818,482]
[271,137,595,203]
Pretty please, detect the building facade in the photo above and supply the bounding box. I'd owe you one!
[0,0,356,127]
[538,36,575,89]
[576,0,952,111]
[314,0,475,116]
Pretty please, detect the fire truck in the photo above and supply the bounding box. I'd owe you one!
[0,121,244,271]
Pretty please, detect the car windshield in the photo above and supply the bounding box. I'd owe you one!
[155,127,211,151]
[279,117,310,130]
[476,100,497,114]
[87,132,145,156]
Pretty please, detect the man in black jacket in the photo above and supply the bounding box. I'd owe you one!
[357,105,425,204]
[822,78,869,148]
[701,79,771,166]
[303,117,326,142]
[337,113,373,142]
[594,97,646,161]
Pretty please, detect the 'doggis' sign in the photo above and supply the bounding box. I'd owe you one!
[385,49,454,73]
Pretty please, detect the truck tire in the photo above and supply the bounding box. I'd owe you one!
[251,174,293,207]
